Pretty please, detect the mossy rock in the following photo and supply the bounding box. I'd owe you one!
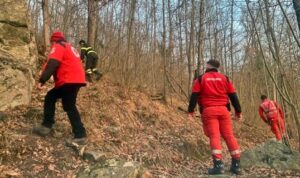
[0,24,30,46]
[241,140,300,171]
[77,159,148,178]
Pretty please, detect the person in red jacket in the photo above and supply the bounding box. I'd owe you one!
[188,60,242,175]
[33,31,87,145]
[259,95,285,141]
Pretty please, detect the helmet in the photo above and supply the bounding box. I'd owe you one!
[51,31,64,42]
[79,40,86,45]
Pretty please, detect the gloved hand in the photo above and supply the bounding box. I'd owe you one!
[188,112,195,119]
[234,112,243,121]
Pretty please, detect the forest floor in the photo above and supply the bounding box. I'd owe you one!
[0,76,299,177]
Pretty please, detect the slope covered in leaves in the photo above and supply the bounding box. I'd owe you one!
[0,76,207,177]
[0,76,299,177]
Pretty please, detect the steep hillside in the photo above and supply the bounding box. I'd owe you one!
[0,76,298,177]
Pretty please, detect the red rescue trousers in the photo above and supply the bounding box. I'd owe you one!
[269,116,285,141]
[201,106,240,160]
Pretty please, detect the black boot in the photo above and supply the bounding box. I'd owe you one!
[208,159,224,175]
[94,70,102,81]
[230,158,242,175]
[86,73,92,82]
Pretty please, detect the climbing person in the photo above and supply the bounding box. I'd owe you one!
[188,59,243,175]
[79,40,102,82]
[33,31,88,145]
[258,95,285,142]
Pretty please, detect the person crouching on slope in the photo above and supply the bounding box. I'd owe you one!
[188,59,243,175]
[259,95,285,142]
[79,40,102,82]
[33,31,88,145]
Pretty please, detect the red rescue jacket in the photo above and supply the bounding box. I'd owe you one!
[259,99,284,122]
[43,41,86,88]
[192,71,236,107]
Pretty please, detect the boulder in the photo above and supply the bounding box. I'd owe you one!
[83,150,106,162]
[241,140,300,171]
[0,0,37,111]
[77,159,150,178]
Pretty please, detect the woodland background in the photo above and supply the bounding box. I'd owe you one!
[27,0,300,148]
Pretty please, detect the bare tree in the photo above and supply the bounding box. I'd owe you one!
[42,0,50,53]
[162,0,167,101]
[230,0,234,79]
[197,0,205,75]
[88,0,98,47]
[293,0,300,35]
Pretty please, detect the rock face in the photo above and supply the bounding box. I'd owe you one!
[67,142,148,177]
[0,0,37,111]
[77,159,150,178]
[241,140,300,171]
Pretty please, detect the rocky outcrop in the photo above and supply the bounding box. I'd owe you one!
[66,143,150,178]
[0,0,37,111]
[76,159,151,178]
[241,140,300,171]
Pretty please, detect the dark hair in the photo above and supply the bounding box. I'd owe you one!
[79,40,86,45]
[261,95,267,100]
[207,59,220,68]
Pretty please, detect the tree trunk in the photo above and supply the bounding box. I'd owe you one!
[168,0,174,68]
[162,0,167,102]
[186,0,195,96]
[125,0,136,85]
[88,0,98,48]
[151,0,157,92]
[197,0,205,75]
[42,0,50,54]
[230,0,234,79]
[293,0,300,35]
